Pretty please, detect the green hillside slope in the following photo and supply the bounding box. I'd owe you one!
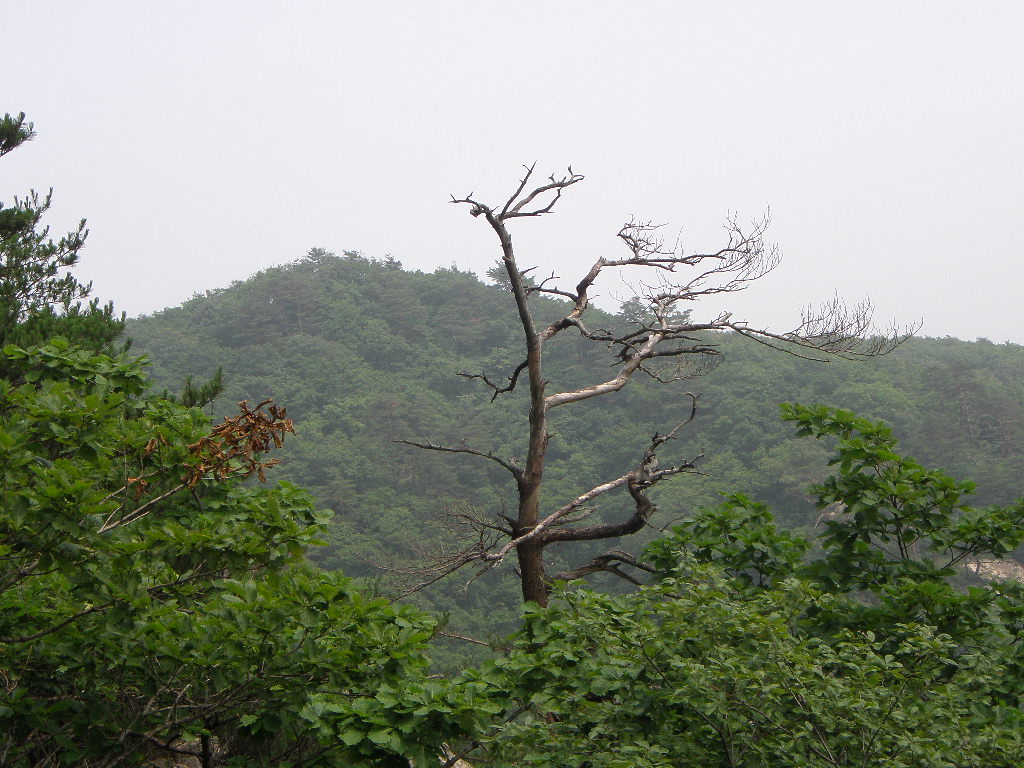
[127,250,1024,635]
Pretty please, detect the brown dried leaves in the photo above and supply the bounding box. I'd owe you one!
[185,399,294,487]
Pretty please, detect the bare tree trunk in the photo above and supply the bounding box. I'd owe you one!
[517,540,548,606]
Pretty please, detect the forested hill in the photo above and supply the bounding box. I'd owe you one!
[126,250,1024,625]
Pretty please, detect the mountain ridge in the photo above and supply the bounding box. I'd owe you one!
[125,250,1024,629]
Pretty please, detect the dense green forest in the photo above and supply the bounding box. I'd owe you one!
[7,111,1024,766]
[127,250,1024,634]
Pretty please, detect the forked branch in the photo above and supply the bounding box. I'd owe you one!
[548,550,659,586]
[450,164,584,223]
[457,359,529,401]
[465,405,701,568]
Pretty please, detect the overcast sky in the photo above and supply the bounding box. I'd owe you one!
[5,2,1023,342]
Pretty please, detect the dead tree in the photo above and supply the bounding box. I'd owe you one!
[401,165,909,607]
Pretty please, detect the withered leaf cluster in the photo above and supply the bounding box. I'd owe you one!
[185,399,294,486]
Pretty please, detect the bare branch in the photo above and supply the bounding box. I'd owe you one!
[503,166,584,218]
[477,474,635,568]
[542,408,702,545]
[98,484,187,533]
[500,163,538,216]
[434,630,495,649]
[541,458,704,545]
[370,498,516,600]
[529,285,580,302]
[396,438,524,482]
[458,358,529,401]
[548,550,659,585]
[505,409,701,557]
[450,192,491,219]
[412,405,700,584]
[544,331,658,408]
[453,164,584,224]
[387,556,479,602]
[525,271,579,302]
[636,352,722,384]
[722,302,915,361]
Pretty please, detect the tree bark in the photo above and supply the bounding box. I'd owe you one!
[516,539,548,606]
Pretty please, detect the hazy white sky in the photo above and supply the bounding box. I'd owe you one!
[5,2,1023,342]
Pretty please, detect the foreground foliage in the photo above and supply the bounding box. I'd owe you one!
[0,113,488,766]
[486,574,1014,767]
[467,405,1024,767]
[7,344,1022,766]
[0,342,485,767]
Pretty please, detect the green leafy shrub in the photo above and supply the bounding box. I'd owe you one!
[0,342,487,767]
